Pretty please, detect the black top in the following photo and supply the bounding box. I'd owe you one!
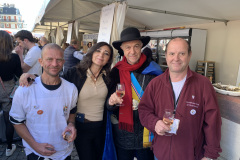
[0,54,23,81]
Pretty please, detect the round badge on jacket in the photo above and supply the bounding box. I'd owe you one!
[190,109,196,115]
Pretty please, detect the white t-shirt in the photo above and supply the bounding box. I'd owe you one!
[172,75,187,108]
[10,77,78,160]
[73,51,85,60]
[24,46,42,75]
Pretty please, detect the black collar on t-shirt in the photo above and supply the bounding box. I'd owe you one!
[41,79,62,90]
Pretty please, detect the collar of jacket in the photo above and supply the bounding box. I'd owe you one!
[163,67,193,87]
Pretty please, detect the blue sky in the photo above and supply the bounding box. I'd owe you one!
[1,0,50,31]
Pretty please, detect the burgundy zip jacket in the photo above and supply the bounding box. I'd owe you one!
[138,67,222,160]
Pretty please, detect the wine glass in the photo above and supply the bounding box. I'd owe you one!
[63,131,72,141]
[163,109,174,136]
[116,83,125,106]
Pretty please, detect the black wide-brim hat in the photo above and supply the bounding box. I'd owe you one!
[112,27,150,56]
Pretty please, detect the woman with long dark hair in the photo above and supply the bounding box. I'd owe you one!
[87,42,93,51]
[63,42,113,160]
[0,30,23,156]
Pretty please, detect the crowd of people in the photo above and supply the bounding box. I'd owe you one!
[0,27,222,160]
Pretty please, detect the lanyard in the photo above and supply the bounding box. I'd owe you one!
[169,76,182,114]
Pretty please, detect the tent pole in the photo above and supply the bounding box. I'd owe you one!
[72,0,74,20]
[59,9,101,27]
[74,9,101,21]
[80,0,229,25]
[128,5,229,25]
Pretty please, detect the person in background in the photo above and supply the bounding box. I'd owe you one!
[62,42,70,51]
[93,39,97,46]
[63,39,84,74]
[138,38,222,160]
[142,47,153,62]
[10,43,78,160]
[14,30,42,75]
[0,30,23,157]
[34,37,39,46]
[39,37,48,49]
[18,42,114,160]
[87,42,93,51]
[107,27,163,160]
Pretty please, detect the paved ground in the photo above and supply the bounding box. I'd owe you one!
[0,140,225,160]
[0,140,80,160]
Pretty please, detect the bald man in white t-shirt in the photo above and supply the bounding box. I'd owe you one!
[10,43,78,160]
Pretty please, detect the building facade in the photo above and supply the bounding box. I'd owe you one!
[0,3,24,29]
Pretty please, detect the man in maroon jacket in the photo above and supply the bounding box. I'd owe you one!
[138,38,222,160]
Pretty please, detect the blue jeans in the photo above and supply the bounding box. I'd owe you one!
[116,147,154,160]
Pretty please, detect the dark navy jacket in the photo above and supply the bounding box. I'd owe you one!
[63,46,80,74]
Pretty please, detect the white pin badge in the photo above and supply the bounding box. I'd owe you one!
[190,109,196,115]
[34,105,39,109]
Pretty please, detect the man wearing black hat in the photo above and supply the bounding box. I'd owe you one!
[107,27,163,160]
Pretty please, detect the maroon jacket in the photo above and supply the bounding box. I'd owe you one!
[138,67,222,160]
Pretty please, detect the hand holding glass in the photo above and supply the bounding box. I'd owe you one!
[116,83,125,106]
[163,109,174,136]
[63,131,72,141]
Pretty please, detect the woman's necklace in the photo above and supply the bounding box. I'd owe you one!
[89,68,100,82]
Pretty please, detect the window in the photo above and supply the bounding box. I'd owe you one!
[18,23,22,28]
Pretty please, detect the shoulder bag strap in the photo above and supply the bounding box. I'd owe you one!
[0,76,7,92]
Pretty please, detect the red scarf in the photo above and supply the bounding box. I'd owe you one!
[114,54,146,132]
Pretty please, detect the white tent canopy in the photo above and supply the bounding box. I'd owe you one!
[33,0,240,33]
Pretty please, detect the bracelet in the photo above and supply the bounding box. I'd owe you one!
[34,74,39,77]
[67,121,75,126]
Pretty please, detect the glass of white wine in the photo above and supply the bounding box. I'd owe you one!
[116,83,125,106]
[163,109,174,136]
